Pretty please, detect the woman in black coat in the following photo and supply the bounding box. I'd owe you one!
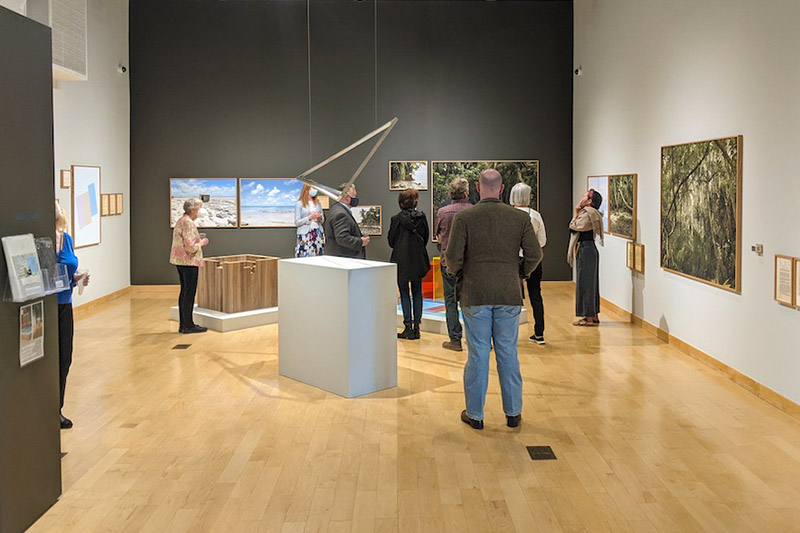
[388,189,431,339]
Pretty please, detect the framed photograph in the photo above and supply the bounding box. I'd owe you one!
[390,161,428,191]
[608,174,637,240]
[431,160,539,240]
[71,165,102,249]
[626,241,635,270]
[351,205,382,236]
[238,178,301,228]
[170,178,238,228]
[774,255,794,306]
[633,243,645,274]
[586,175,609,232]
[116,193,123,215]
[661,136,742,293]
[101,194,110,216]
[60,169,71,189]
[795,258,800,310]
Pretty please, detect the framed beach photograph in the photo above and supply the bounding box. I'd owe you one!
[60,169,71,189]
[608,174,637,240]
[70,165,102,248]
[661,135,742,293]
[170,178,238,228]
[586,175,609,232]
[239,178,302,228]
[351,205,382,236]
[431,160,539,240]
[774,255,794,306]
[101,194,110,216]
[389,161,428,191]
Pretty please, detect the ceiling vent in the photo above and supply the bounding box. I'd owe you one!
[50,0,87,81]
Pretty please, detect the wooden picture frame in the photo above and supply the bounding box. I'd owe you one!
[60,169,71,189]
[431,160,539,241]
[389,161,429,191]
[238,178,300,228]
[660,135,742,293]
[774,255,794,306]
[101,194,110,216]
[351,205,382,236]
[70,165,102,249]
[633,243,645,274]
[170,178,239,228]
[626,241,635,270]
[116,193,123,215]
[794,258,800,311]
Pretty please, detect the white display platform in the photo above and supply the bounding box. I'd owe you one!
[396,304,528,335]
[278,256,398,398]
[169,305,278,332]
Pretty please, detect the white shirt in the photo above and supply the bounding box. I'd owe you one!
[295,200,324,235]
[515,206,546,256]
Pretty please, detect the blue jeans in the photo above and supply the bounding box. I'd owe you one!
[440,263,462,342]
[462,305,522,420]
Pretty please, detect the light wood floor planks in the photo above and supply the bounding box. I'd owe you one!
[28,282,800,532]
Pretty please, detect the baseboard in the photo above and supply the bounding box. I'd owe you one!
[73,286,133,317]
[600,295,800,418]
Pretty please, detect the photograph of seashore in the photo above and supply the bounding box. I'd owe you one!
[239,178,302,228]
[170,178,238,228]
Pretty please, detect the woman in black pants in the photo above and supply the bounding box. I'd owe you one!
[388,189,430,339]
[170,198,209,333]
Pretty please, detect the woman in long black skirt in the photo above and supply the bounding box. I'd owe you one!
[567,189,604,326]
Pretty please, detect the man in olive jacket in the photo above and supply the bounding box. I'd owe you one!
[445,169,542,429]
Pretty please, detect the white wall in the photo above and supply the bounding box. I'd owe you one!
[0,0,25,15]
[574,0,800,404]
[53,0,130,305]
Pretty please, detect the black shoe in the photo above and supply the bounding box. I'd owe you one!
[397,324,413,339]
[411,323,420,340]
[529,335,545,345]
[60,413,73,429]
[182,325,207,334]
[506,414,521,428]
[461,410,483,430]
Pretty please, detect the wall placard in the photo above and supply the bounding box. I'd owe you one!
[626,241,634,270]
[795,258,800,311]
[633,243,645,274]
[60,169,71,189]
[774,255,794,306]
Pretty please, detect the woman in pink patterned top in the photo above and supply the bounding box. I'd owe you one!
[170,198,209,334]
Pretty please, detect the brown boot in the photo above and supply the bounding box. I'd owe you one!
[442,340,462,352]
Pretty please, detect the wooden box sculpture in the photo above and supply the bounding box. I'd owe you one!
[197,255,278,313]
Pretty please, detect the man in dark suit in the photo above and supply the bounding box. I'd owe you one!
[323,183,369,258]
[446,169,542,430]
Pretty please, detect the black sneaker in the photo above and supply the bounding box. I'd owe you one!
[183,325,208,334]
[460,410,483,430]
[530,335,545,345]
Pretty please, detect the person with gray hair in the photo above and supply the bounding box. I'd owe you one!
[434,177,472,351]
[510,182,547,344]
[170,198,209,333]
[322,183,369,258]
[446,169,542,429]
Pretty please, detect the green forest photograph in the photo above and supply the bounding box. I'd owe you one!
[431,160,539,238]
[352,205,382,236]
[661,136,741,292]
[608,174,636,240]
[389,161,428,190]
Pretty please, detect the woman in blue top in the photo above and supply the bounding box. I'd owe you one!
[55,200,89,429]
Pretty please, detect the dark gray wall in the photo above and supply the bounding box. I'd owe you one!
[130,0,573,284]
[0,7,61,533]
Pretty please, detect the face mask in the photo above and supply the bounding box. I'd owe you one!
[349,196,360,208]
[309,189,318,198]
[197,208,209,218]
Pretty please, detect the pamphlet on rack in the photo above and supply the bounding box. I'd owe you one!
[2,234,45,301]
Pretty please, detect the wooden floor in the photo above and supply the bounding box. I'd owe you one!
[29,282,800,532]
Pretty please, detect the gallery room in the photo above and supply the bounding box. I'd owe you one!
[1,0,799,531]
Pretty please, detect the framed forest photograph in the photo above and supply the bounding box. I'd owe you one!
[660,136,742,292]
[431,160,539,240]
[608,174,637,240]
[351,205,382,236]
[389,161,428,191]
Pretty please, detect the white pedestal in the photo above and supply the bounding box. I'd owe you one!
[278,256,398,398]
[170,305,278,332]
